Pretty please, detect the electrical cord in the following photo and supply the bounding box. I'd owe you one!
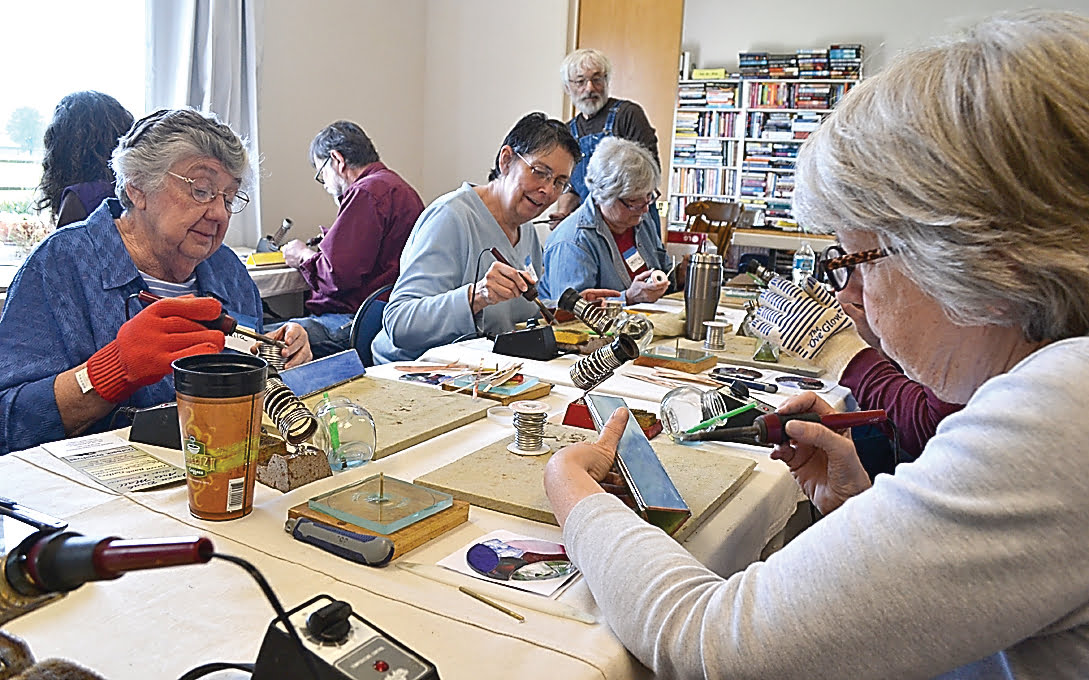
[466,248,492,341]
[177,552,321,680]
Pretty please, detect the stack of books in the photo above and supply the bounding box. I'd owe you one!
[739,52,769,78]
[678,82,707,108]
[705,83,738,109]
[767,53,799,79]
[791,112,822,139]
[829,44,863,78]
[796,49,830,78]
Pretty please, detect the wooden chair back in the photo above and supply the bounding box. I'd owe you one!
[684,200,743,253]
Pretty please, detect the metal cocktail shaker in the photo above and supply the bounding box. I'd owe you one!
[684,252,723,340]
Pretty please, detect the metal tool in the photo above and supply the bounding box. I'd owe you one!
[136,290,287,348]
[675,409,887,445]
[557,287,615,334]
[284,517,394,567]
[707,373,779,393]
[488,247,556,325]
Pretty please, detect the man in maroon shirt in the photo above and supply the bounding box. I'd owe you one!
[278,121,424,358]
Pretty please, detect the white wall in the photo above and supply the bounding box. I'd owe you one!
[257,0,427,244]
[420,1,569,202]
[682,0,1089,75]
[256,0,569,244]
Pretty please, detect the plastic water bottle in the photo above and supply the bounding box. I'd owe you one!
[792,242,816,286]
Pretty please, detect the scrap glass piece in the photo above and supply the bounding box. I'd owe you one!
[308,475,453,535]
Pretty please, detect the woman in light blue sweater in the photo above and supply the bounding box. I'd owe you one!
[546,11,1089,678]
[372,113,584,364]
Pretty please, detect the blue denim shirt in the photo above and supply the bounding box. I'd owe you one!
[539,195,672,301]
[0,199,262,454]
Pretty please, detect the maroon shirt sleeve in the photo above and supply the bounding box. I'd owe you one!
[297,184,383,299]
[840,348,964,460]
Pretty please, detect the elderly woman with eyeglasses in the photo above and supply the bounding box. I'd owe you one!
[545,11,1089,678]
[0,108,310,455]
[372,112,617,364]
[539,137,672,305]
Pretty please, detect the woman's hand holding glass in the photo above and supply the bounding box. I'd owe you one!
[769,392,873,515]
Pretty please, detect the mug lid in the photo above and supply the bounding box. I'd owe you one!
[173,354,267,398]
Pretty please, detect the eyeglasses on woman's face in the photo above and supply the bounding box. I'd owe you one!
[513,151,571,193]
[817,244,891,291]
[167,171,249,214]
[618,189,661,212]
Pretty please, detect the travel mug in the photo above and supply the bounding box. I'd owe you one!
[684,252,723,340]
[173,354,267,521]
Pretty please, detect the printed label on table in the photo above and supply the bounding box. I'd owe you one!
[41,434,186,493]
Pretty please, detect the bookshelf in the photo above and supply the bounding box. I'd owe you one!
[669,45,862,259]
[669,78,857,237]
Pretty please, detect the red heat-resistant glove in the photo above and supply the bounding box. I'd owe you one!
[86,296,226,403]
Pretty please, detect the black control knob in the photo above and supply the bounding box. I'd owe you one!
[305,600,352,643]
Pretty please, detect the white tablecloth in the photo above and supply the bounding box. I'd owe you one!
[1,377,801,680]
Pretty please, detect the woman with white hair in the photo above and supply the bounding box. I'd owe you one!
[539,137,672,304]
[0,109,310,455]
[544,10,1089,678]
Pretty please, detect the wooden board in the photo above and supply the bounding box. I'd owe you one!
[440,380,553,405]
[415,424,755,542]
[633,352,718,374]
[288,500,469,560]
[675,336,825,378]
[303,376,490,461]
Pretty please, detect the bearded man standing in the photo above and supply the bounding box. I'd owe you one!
[548,49,660,226]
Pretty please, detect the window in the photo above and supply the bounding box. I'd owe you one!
[0,1,145,261]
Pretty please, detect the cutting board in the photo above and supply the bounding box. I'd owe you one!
[415,423,755,542]
[674,336,825,378]
[303,376,490,461]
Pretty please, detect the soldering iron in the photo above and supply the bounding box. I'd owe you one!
[136,290,288,348]
[488,247,556,325]
[676,409,887,446]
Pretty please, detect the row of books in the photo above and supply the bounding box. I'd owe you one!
[739,45,863,79]
[740,171,795,201]
[739,197,797,230]
[675,110,740,138]
[673,138,738,166]
[678,81,740,109]
[747,111,822,139]
[748,81,855,109]
[670,166,737,196]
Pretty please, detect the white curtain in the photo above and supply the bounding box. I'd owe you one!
[147,0,262,248]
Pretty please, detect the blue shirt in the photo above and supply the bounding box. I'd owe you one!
[371,183,542,364]
[0,199,262,454]
[539,195,671,301]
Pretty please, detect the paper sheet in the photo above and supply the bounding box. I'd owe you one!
[41,433,186,493]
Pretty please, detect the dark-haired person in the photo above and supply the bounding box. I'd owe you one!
[0,109,310,455]
[35,91,134,227]
[273,122,423,358]
[372,112,618,364]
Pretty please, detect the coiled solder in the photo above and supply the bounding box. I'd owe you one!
[569,335,640,391]
[257,343,319,445]
[507,400,550,456]
[557,288,617,335]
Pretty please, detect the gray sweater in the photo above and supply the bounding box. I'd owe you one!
[565,336,1089,679]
